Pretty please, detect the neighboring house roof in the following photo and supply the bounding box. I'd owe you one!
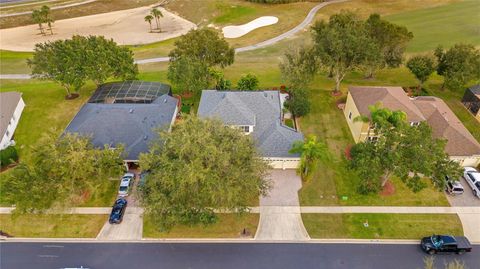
[198,90,303,158]
[65,92,178,161]
[89,81,172,103]
[412,96,480,157]
[349,86,425,122]
[0,91,22,139]
[468,84,480,99]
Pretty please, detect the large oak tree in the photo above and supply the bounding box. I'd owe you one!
[2,132,125,213]
[311,12,379,93]
[28,35,138,98]
[350,106,462,194]
[168,28,235,94]
[139,116,270,230]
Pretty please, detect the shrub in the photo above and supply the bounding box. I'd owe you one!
[237,74,259,91]
[0,146,19,167]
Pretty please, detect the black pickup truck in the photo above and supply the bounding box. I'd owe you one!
[421,235,472,254]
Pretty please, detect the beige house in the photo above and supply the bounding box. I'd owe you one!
[344,86,480,167]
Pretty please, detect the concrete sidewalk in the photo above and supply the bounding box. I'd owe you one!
[0,207,111,214]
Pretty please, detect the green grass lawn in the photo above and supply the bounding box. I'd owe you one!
[0,214,107,238]
[0,79,96,160]
[0,50,32,74]
[386,0,480,53]
[0,80,119,206]
[302,213,464,239]
[144,214,259,238]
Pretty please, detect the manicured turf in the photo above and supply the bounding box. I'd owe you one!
[302,213,464,239]
[386,0,480,52]
[0,79,96,160]
[0,214,107,238]
[164,0,318,48]
[0,80,119,206]
[143,214,259,238]
[0,50,32,74]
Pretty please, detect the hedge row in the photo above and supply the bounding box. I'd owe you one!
[245,0,322,3]
[0,146,19,168]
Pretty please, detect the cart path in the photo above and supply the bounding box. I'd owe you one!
[0,0,348,78]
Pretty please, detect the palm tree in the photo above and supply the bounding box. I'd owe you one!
[150,8,163,31]
[144,15,154,32]
[40,5,54,35]
[31,9,45,35]
[289,135,329,179]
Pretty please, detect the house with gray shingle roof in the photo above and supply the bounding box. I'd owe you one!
[65,81,178,165]
[344,86,480,167]
[198,90,303,169]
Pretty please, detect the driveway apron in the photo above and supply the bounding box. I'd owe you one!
[255,170,310,240]
[96,171,143,240]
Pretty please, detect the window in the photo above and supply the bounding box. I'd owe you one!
[238,126,250,133]
[410,122,420,127]
[348,111,352,120]
[367,136,378,142]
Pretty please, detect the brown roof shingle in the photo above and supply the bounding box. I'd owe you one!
[412,96,480,157]
[349,86,425,122]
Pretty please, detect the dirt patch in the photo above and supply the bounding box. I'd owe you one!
[380,181,396,196]
[0,6,196,51]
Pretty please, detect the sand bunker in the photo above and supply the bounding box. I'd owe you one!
[222,16,278,39]
[0,6,196,51]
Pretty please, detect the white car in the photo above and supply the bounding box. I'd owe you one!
[118,173,135,197]
[463,167,480,198]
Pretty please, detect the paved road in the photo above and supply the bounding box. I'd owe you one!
[1,242,478,269]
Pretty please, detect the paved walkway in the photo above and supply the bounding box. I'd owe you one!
[255,170,310,241]
[0,0,98,18]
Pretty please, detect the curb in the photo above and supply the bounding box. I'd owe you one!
[3,238,479,244]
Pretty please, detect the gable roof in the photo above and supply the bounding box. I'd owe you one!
[65,94,178,161]
[412,96,480,157]
[349,86,425,122]
[0,91,22,139]
[197,90,303,158]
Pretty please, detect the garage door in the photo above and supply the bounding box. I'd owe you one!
[267,159,300,169]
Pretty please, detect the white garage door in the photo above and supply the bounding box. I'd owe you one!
[267,159,300,169]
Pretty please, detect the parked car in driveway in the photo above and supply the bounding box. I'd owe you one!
[109,198,127,224]
[463,167,480,198]
[445,176,464,195]
[118,173,135,197]
[421,235,472,255]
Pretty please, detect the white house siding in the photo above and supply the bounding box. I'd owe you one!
[265,157,300,170]
[0,97,25,150]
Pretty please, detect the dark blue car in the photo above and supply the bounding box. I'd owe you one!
[109,198,127,224]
